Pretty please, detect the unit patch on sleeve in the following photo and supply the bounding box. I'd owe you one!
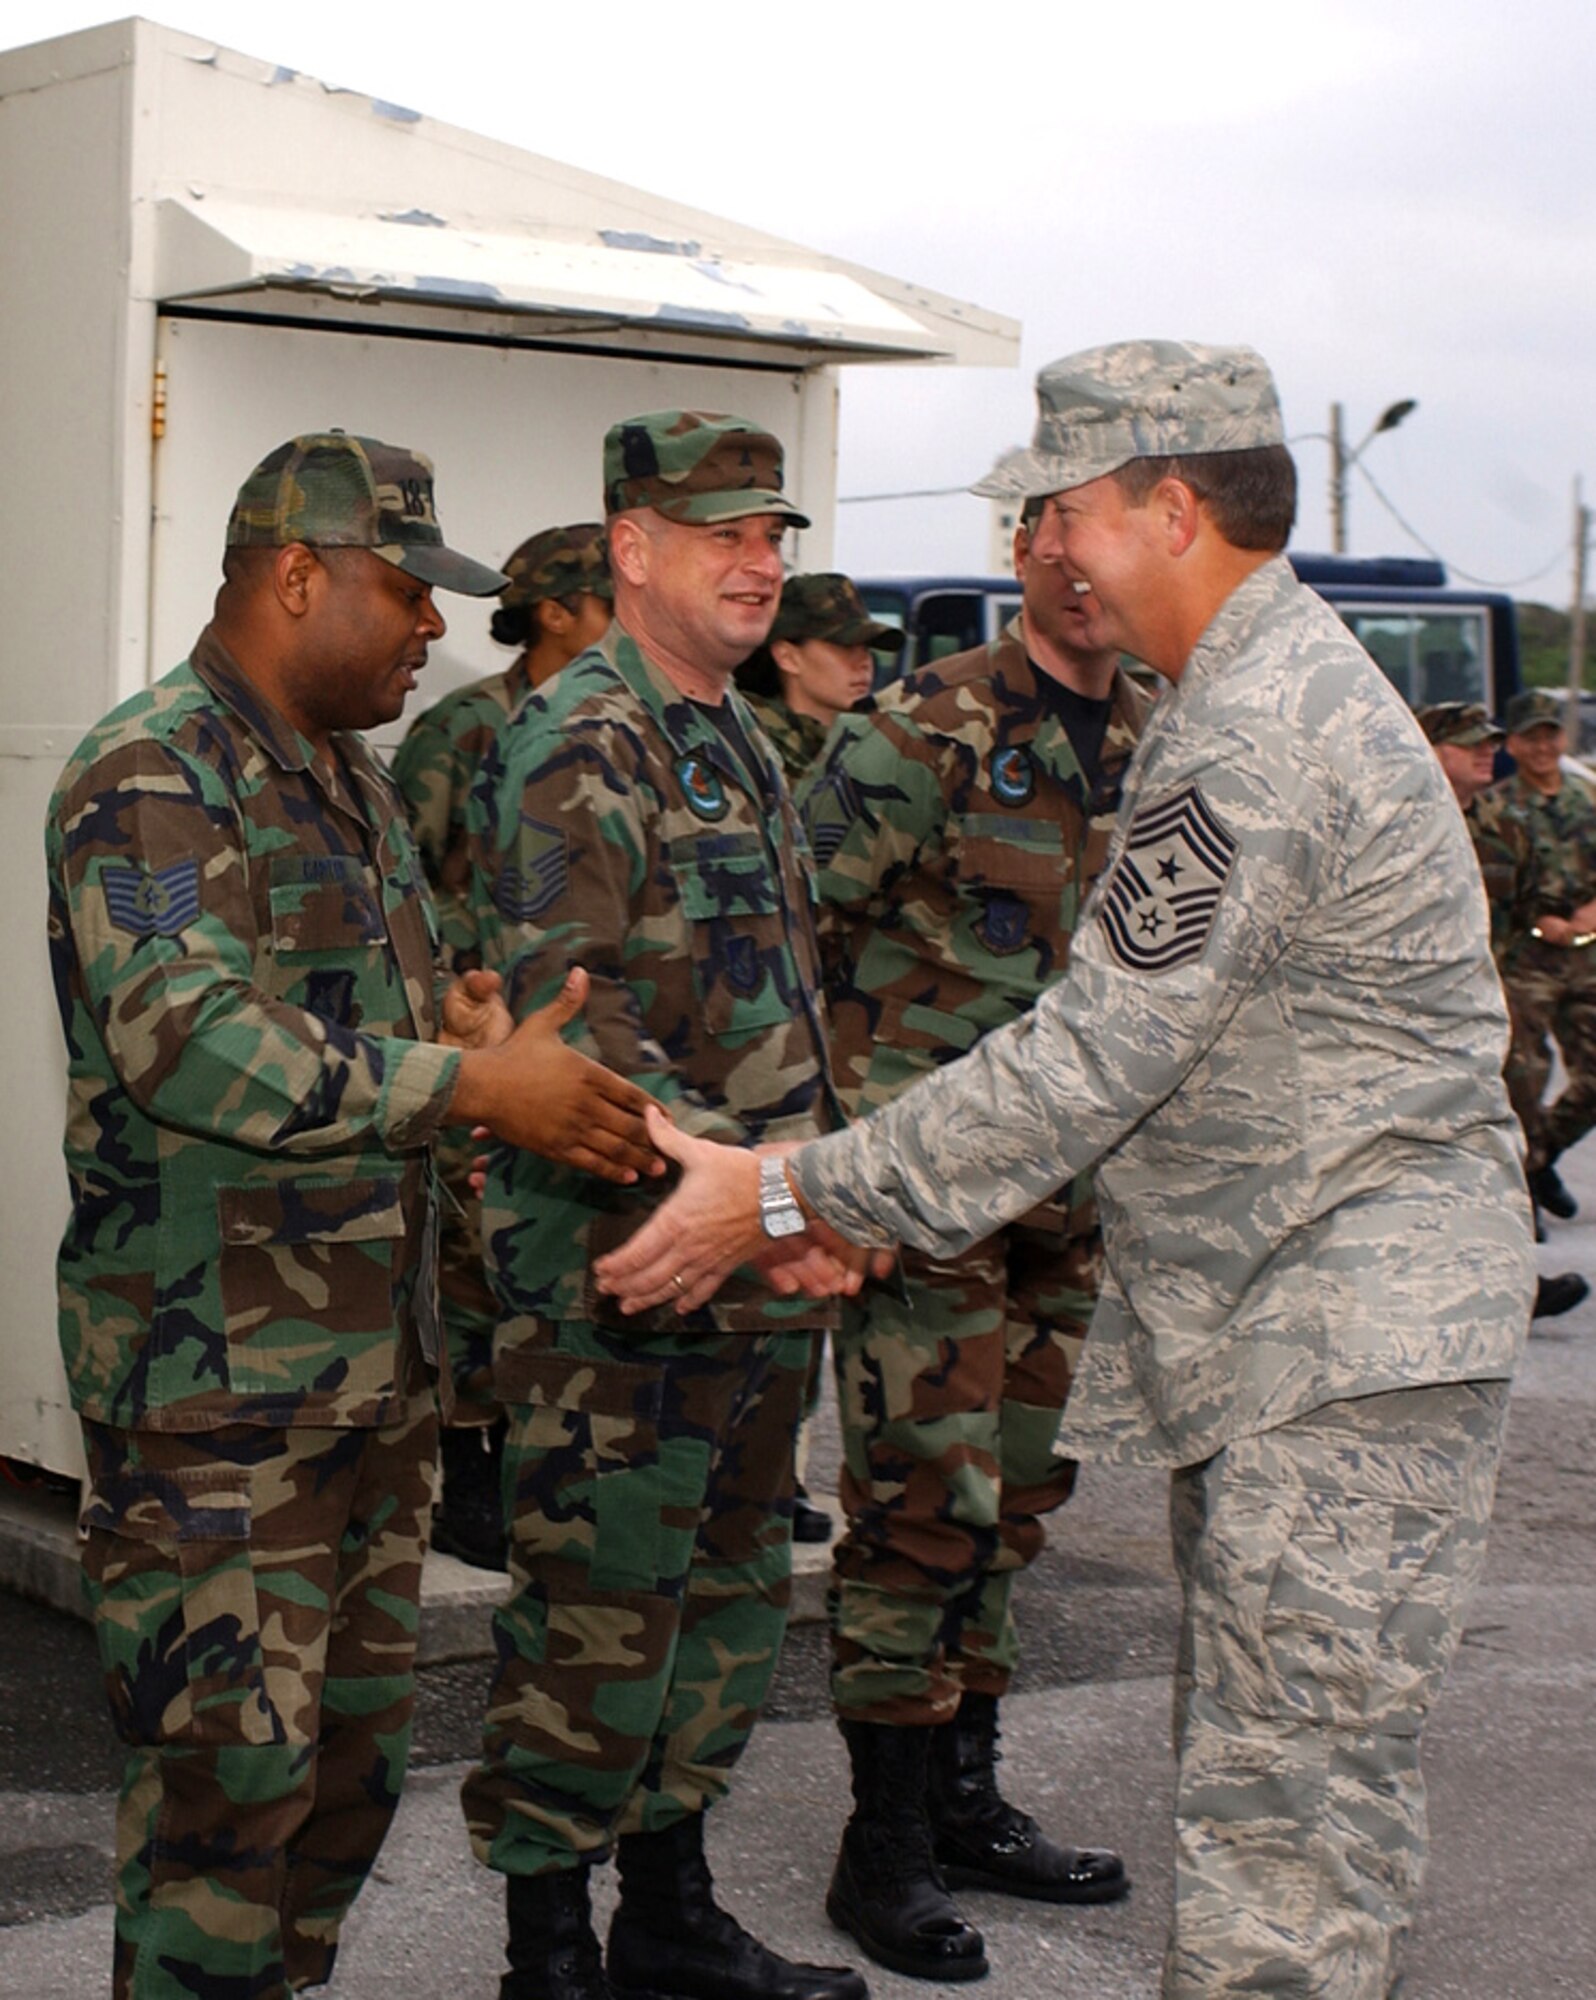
[1098,784,1236,972]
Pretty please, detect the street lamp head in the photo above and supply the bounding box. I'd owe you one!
[1374,398,1418,436]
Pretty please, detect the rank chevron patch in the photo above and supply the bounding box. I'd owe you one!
[1099,783,1237,972]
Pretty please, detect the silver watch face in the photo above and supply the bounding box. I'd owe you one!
[761,1203,806,1239]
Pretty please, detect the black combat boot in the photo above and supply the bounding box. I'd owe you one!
[826,1719,987,1983]
[1533,1271,1590,1318]
[431,1420,508,1572]
[1529,1160,1578,1221]
[926,1692,1129,1905]
[609,1814,867,2000]
[501,1866,611,2000]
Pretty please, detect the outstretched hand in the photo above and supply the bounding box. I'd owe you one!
[448,966,661,1184]
[592,1104,887,1313]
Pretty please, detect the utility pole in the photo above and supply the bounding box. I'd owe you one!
[1568,476,1591,753]
[1326,398,1416,556]
[1329,402,1346,555]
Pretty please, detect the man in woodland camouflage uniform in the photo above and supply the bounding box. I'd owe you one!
[796,492,1140,1977]
[46,433,653,2000]
[595,344,1535,2000]
[392,523,613,1568]
[1417,700,1588,1317]
[460,412,865,2000]
[1478,687,1596,1221]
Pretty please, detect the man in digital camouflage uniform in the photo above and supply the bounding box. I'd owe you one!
[391,523,613,1569]
[1479,687,1596,1222]
[735,572,904,783]
[460,412,866,2000]
[46,433,655,2000]
[795,493,1141,1977]
[1417,700,1589,1318]
[595,344,1536,2000]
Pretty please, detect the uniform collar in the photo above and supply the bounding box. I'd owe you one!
[604,619,785,812]
[1173,553,1296,699]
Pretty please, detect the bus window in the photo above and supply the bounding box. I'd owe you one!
[1339,607,1490,710]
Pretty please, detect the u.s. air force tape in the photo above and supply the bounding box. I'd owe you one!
[1098,784,1236,973]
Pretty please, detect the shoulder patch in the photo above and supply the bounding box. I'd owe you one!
[101,860,201,938]
[1098,784,1236,973]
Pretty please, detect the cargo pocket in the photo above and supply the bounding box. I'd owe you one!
[954,820,1067,962]
[506,1352,708,1595]
[80,1463,279,1750]
[217,1177,404,1402]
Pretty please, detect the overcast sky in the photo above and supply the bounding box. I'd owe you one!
[13,1,1595,601]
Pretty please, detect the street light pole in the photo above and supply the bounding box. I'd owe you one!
[1328,398,1418,554]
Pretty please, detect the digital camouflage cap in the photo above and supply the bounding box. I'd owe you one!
[1415,701,1504,748]
[500,522,613,609]
[603,410,811,527]
[770,573,904,651]
[226,431,507,596]
[971,340,1285,501]
[1504,689,1564,734]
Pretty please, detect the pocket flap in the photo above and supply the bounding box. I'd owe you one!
[218,1176,403,1248]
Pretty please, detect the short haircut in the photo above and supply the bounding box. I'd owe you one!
[734,644,782,699]
[1018,495,1046,532]
[1111,444,1297,551]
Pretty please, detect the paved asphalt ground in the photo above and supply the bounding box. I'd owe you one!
[4,1147,1596,1998]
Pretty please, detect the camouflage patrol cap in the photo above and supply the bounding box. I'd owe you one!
[770,573,905,652]
[971,340,1285,501]
[603,410,811,527]
[1415,701,1504,748]
[500,522,613,609]
[1504,689,1565,734]
[226,432,507,596]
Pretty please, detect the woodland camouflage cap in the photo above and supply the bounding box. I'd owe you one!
[972,340,1285,501]
[226,431,507,595]
[603,410,810,526]
[1415,701,1503,748]
[770,573,904,651]
[500,522,613,608]
[1504,689,1564,734]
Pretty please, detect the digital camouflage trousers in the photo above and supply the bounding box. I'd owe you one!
[1165,1378,1509,2000]
[830,1211,1098,1724]
[80,1408,437,1999]
[462,1322,813,1875]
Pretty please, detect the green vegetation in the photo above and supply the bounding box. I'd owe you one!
[1520,602,1594,690]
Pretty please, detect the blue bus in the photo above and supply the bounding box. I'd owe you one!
[858,554,1521,718]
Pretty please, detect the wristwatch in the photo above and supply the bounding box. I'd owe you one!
[758,1156,806,1238]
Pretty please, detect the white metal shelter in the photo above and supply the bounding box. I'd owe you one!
[0,16,1018,1477]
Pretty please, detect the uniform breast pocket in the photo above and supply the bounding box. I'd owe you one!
[955,818,1068,961]
[216,1176,406,1403]
[672,849,798,1038]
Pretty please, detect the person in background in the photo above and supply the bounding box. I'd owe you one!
[793,486,1141,1978]
[391,523,613,1568]
[1481,687,1596,1225]
[1416,699,1588,1320]
[736,571,904,783]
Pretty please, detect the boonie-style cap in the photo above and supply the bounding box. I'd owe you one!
[501,523,613,609]
[971,340,1286,501]
[1504,689,1565,734]
[771,573,905,652]
[1415,701,1504,748]
[226,431,508,596]
[603,410,811,527]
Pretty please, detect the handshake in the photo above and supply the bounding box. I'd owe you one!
[592,1104,894,1315]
